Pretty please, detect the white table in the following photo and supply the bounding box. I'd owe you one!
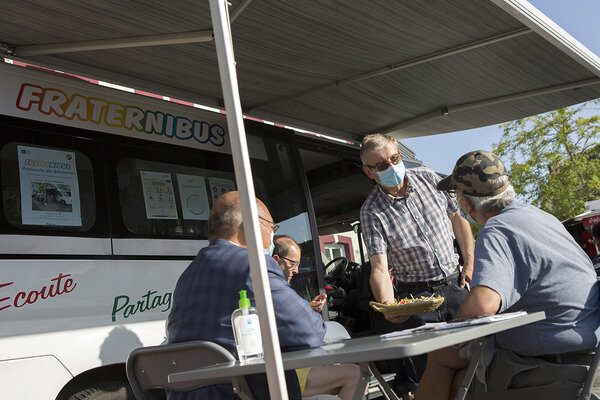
[169,312,545,400]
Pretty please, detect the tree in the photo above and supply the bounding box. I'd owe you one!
[494,99,600,221]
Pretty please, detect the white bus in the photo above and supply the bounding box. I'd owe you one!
[0,62,353,399]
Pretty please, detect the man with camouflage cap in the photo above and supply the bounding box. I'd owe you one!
[415,150,600,400]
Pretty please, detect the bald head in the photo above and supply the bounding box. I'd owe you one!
[207,191,274,245]
[208,191,243,240]
[273,235,300,259]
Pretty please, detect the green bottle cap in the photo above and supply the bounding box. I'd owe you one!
[238,290,251,308]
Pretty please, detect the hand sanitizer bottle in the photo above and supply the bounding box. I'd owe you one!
[231,290,263,363]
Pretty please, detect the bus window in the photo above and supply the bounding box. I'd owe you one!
[246,129,320,301]
[116,157,236,237]
[1,142,96,232]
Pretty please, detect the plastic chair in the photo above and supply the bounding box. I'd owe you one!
[323,320,352,344]
[126,340,254,400]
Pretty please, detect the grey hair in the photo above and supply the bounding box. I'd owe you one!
[460,176,516,214]
[360,134,398,165]
[208,202,242,239]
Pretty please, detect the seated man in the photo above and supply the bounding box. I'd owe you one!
[415,150,600,400]
[167,191,326,400]
[273,235,360,400]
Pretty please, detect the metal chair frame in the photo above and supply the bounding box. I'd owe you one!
[126,340,254,400]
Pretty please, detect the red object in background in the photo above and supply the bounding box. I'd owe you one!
[583,215,600,228]
[581,230,598,259]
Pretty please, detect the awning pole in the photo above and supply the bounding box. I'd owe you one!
[14,31,214,56]
[208,1,288,399]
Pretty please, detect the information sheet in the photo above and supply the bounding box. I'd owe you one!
[208,177,236,203]
[18,145,82,226]
[177,174,210,220]
[140,171,178,219]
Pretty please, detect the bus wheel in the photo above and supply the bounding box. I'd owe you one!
[67,381,135,400]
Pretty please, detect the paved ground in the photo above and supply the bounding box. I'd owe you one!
[593,371,600,396]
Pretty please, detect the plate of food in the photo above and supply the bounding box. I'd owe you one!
[369,295,445,317]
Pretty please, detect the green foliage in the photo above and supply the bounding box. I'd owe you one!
[470,223,481,239]
[494,99,600,221]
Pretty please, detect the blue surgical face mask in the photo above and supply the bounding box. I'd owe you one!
[460,208,476,224]
[377,161,406,187]
[264,231,275,256]
[458,194,476,224]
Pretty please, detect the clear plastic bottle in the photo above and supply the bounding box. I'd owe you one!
[231,290,263,363]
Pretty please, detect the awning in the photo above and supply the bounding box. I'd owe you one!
[2,0,599,143]
[3,1,599,398]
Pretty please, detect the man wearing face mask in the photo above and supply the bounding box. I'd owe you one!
[359,134,474,397]
[167,191,326,400]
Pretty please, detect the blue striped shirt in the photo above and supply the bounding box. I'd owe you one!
[360,167,459,283]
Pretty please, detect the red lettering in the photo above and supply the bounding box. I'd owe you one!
[39,285,50,299]
[0,273,77,312]
[26,290,39,304]
[64,278,76,293]
[0,282,14,311]
[14,292,27,308]
[51,273,71,296]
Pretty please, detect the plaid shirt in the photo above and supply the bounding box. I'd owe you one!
[360,167,459,283]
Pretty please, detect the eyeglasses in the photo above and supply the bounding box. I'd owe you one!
[365,152,402,172]
[281,255,300,268]
[259,216,279,233]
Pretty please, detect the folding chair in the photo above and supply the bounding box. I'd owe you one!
[580,342,600,400]
[126,340,254,400]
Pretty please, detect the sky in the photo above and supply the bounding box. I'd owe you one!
[402,0,600,175]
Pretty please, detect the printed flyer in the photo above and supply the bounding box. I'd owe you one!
[177,174,210,220]
[18,145,82,226]
[208,177,236,203]
[140,171,178,219]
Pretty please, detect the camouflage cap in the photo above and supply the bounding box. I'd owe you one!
[437,150,509,197]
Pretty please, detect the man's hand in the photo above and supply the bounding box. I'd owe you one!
[459,265,473,287]
[379,299,411,323]
[310,293,327,312]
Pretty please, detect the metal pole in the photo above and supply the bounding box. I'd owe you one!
[15,31,214,56]
[355,222,366,266]
[208,1,288,399]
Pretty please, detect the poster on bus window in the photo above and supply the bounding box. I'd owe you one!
[177,174,210,220]
[140,171,178,219]
[208,177,236,203]
[17,145,82,226]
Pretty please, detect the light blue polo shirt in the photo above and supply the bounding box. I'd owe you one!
[473,201,600,356]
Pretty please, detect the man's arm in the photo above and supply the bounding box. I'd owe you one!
[369,253,394,304]
[448,211,474,287]
[370,254,410,323]
[455,285,501,319]
[265,259,326,349]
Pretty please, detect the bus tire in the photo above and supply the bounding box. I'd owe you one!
[67,381,136,400]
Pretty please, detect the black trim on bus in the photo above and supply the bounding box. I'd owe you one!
[290,134,328,300]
